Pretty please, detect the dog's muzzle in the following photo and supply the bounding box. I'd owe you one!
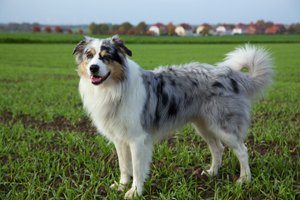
[89,65,111,85]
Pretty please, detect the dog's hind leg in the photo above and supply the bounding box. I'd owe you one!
[124,135,153,199]
[193,121,224,176]
[110,141,132,192]
[215,129,251,183]
[233,142,251,183]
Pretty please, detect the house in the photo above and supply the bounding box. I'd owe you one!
[148,23,166,36]
[247,22,265,34]
[175,23,193,36]
[216,24,233,35]
[265,24,286,34]
[232,23,247,35]
[196,23,212,36]
[247,23,257,34]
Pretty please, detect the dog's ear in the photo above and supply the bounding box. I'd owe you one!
[73,37,88,55]
[73,37,92,64]
[111,35,132,57]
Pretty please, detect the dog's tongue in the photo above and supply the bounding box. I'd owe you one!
[91,75,102,83]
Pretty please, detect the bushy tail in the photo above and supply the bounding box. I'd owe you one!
[222,44,273,98]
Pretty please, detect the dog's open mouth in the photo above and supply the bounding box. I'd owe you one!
[91,72,111,85]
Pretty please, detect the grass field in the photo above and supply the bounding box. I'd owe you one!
[1,32,300,44]
[0,36,299,199]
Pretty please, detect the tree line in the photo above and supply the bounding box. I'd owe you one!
[1,21,300,35]
[89,21,152,35]
[89,21,300,35]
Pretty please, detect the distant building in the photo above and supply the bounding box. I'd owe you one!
[175,23,193,36]
[265,24,286,34]
[148,23,166,36]
[196,23,212,35]
[216,25,233,35]
[148,26,160,36]
[247,22,265,34]
[232,23,247,35]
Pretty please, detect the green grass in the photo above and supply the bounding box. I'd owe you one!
[0,40,299,199]
[1,32,300,44]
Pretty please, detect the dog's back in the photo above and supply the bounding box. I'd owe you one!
[140,45,272,140]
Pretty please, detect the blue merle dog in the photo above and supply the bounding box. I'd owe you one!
[73,35,273,199]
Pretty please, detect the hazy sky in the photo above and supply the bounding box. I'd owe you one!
[0,0,299,25]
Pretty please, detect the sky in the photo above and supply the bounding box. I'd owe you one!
[0,0,299,25]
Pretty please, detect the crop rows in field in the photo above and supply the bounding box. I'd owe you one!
[0,41,299,199]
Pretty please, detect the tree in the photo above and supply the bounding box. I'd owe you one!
[78,28,84,34]
[118,22,133,34]
[44,26,52,33]
[265,21,274,29]
[111,24,120,34]
[89,23,110,35]
[166,22,175,35]
[97,23,110,35]
[288,23,300,34]
[255,20,267,33]
[89,22,97,34]
[136,21,147,35]
[32,26,41,32]
[66,28,73,34]
[54,26,63,33]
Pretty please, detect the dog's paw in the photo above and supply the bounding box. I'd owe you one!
[124,187,139,199]
[110,181,126,192]
[201,169,216,176]
[236,175,251,184]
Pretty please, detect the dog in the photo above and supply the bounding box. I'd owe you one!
[73,35,272,199]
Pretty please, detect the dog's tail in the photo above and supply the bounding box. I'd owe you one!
[222,44,273,98]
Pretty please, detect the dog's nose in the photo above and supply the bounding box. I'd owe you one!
[90,65,99,73]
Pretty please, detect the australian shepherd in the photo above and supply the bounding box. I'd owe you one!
[73,35,272,199]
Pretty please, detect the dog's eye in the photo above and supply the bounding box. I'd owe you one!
[86,52,94,59]
[99,52,111,63]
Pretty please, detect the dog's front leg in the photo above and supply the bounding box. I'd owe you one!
[110,141,132,192]
[124,136,153,199]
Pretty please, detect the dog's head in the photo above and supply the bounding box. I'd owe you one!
[73,35,132,85]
